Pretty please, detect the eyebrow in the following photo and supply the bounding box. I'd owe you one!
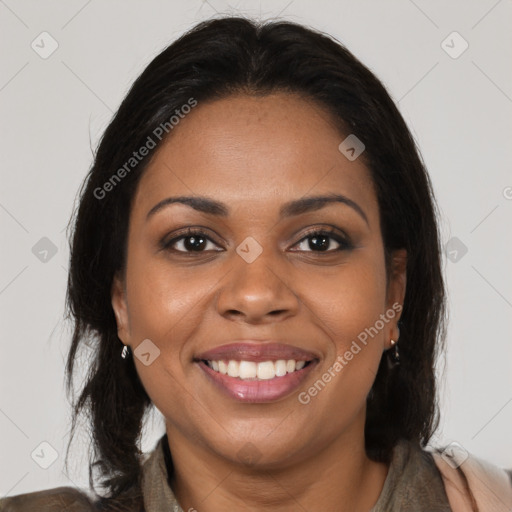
[146,193,369,225]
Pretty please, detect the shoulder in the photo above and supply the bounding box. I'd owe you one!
[0,486,96,512]
[432,445,512,511]
[378,439,452,510]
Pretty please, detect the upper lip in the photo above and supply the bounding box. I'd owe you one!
[195,342,319,363]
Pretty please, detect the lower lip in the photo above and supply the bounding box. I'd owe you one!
[196,360,318,403]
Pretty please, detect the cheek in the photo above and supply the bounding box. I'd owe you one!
[309,252,388,345]
[125,253,207,340]
[299,252,388,410]
[121,250,210,413]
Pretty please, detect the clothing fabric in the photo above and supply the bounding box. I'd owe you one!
[369,439,452,511]
[433,450,512,511]
[142,436,452,511]
[1,435,511,511]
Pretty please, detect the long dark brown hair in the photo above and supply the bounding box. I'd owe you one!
[65,16,446,510]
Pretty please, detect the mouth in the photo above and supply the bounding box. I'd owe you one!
[202,358,313,379]
[194,342,319,403]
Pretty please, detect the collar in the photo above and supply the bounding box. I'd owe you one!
[141,435,183,512]
[140,435,454,511]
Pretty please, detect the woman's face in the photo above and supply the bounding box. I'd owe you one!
[112,92,406,468]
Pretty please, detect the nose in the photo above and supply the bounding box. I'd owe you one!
[215,249,300,324]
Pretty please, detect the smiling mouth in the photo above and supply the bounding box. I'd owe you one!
[196,357,318,403]
[194,341,319,402]
[202,358,313,380]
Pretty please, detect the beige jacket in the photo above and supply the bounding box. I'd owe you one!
[1,438,511,511]
[432,450,512,511]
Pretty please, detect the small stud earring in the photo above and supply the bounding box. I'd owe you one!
[121,345,130,359]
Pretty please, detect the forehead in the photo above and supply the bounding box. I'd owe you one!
[133,93,378,222]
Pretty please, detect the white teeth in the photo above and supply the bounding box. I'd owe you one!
[257,361,275,380]
[227,360,240,378]
[218,360,228,375]
[295,360,306,370]
[239,361,257,379]
[206,359,310,380]
[275,359,287,377]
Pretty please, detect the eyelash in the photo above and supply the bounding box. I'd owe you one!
[160,227,352,255]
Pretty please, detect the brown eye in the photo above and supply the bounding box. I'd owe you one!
[161,229,222,253]
[291,229,352,253]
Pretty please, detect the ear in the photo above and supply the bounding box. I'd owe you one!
[111,272,131,345]
[385,249,407,343]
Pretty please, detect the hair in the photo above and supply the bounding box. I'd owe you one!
[65,15,446,510]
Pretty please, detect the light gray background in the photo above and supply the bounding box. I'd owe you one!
[1,0,511,497]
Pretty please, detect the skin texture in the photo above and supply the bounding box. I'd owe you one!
[112,92,407,511]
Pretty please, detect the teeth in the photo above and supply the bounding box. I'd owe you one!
[205,359,309,380]
[275,359,287,377]
[257,361,275,380]
[218,360,228,375]
[239,361,257,379]
[227,360,240,378]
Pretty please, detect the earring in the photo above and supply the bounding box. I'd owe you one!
[389,339,400,365]
[387,325,400,368]
[121,345,130,359]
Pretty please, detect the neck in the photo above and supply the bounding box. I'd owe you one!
[166,418,389,512]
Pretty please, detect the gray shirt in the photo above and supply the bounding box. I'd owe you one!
[369,440,451,511]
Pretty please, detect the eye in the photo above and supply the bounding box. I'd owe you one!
[291,228,352,253]
[161,228,222,253]
[160,227,352,255]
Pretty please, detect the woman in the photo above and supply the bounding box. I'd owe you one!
[1,16,511,512]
